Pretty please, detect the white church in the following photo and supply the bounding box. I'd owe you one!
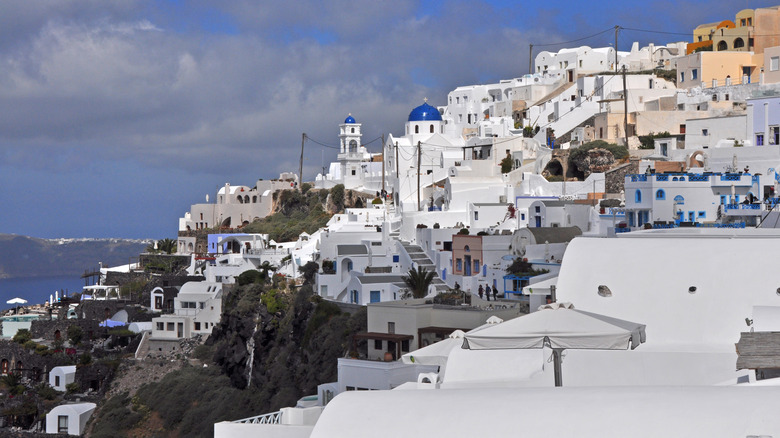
[315,114,383,193]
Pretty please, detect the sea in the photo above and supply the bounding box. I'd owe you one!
[0,275,86,312]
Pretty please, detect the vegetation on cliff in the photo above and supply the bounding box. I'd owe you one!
[89,262,366,437]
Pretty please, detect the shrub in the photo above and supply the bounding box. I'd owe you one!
[372,197,383,205]
[300,183,312,194]
[67,325,83,346]
[330,184,345,211]
[501,156,513,174]
[12,329,31,344]
[433,223,440,229]
[65,382,80,394]
[23,340,37,350]
[36,383,58,401]
[261,289,284,314]
[458,228,470,235]
[237,270,263,286]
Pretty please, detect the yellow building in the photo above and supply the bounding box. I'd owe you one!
[692,6,780,54]
[677,51,762,89]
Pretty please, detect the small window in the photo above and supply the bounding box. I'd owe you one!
[757,134,765,146]
[415,125,419,134]
[691,69,698,80]
[635,190,642,203]
[156,322,164,331]
[194,322,201,330]
[430,124,434,133]
[680,72,685,82]
[474,211,479,221]
[374,340,382,350]
[388,322,395,334]
[58,416,68,433]
[167,322,174,331]
[772,56,779,72]
[55,376,60,387]
[392,255,399,263]
[679,124,686,134]
[697,211,706,219]
[702,129,708,136]
[401,340,410,352]
[655,189,665,200]
[456,258,463,271]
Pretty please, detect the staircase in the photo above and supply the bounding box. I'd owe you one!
[135,331,151,360]
[399,241,450,294]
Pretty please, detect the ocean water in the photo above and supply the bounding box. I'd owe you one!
[0,275,86,311]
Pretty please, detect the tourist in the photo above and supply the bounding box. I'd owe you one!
[493,286,498,301]
[478,285,484,300]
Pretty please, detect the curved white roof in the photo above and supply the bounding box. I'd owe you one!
[311,386,780,437]
[49,402,96,416]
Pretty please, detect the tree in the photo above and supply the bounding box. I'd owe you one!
[501,155,513,174]
[12,329,31,344]
[258,261,277,280]
[402,267,436,299]
[67,325,83,347]
[158,238,177,254]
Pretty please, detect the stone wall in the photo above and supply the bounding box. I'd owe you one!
[605,158,639,194]
[104,271,151,287]
[75,361,117,394]
[30,319,103,343]
[0,340,70,382]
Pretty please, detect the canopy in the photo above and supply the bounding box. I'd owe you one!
[463,304,646,386]
[463,305,645,351]
[6,297,27,305]
[402,317,506,367]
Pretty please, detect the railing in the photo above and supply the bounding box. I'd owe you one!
[699,222,746,228]
[655,174,668,181]
[614,227,631,233]
[233,411,282,424]
[630,175,648,182]
[720,174,742,181]
[688,174,709,182]
[724,203,760,211]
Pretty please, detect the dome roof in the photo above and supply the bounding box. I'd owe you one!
[408,101,442,122]
[344,114,356,124]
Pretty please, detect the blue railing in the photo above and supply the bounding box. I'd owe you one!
[614,227,631,233]
[724,203,760,211]
[655,174,669,181]
[630,175,648,182]
[652,223,676,229]
[688,174,709,182]
[720,174,742,181]
[699,222,746,228]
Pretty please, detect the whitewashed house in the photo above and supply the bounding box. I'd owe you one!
[49,365,76,392]
[151,281,223,341]
[46,403,96,436]
[315,114,384,192]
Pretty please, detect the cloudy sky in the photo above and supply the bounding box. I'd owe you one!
[0,0,774,239]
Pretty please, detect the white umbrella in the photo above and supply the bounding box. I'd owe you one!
[6,298,27,305]
[463,303,646,386]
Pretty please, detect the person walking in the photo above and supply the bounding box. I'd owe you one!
[478,285,484,300]
[493,286,498,301]
[485,285,491,300]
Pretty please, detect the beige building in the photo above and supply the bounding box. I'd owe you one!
[594,110,710,149]
[676,51,762,89]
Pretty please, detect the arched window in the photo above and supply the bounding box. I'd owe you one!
[349,140,357,153]
[635,190,642,203]
[415,125,419,134]
[430,124,434,133]
[734,38,745,49]
[351,127,355,133]
[244,195,249,203]
[252,196,257,203]
[237,196,243,204]
[717,41,728,51]
[1,359,8,375]
[464,245,470,252]
[656,189,665,200]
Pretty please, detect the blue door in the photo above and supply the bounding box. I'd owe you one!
[464,255,472,276]
[370,290,380,303]
[535,216,542,227]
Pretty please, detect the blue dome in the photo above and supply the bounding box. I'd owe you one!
[344,114,356,124]
[408,102,442,122]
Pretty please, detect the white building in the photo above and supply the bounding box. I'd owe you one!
[178,173,298,240]
[46,403,96,436]
[315,114,384,192]
[151,281,222,340]
[49,365,76,392]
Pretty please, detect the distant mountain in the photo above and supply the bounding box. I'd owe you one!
[0,234,151,279]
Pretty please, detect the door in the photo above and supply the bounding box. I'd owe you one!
[177,323,183,338]
[370,291,380,303]
[464,255,472,276]
[535,216,542,227]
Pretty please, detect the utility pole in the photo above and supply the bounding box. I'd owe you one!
[529,44,533,75]
[622,65,629,148]
[395,141,399,179]
[417,141,422,212]
[614,25,619,73]
[381,134,385,192]
[299,133,306,191]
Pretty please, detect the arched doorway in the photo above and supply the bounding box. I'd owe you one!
[717,41,728,51]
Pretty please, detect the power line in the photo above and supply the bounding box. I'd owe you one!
[620,26,690,37]
[532,27,615,48]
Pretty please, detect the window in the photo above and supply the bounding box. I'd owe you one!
[772,127,779,145]
[430,124,434,133]
[698,211,706,219]
[741,18,746,26]
[374,340,382,350]
[388,322,395,334]
[194,322,201,330]
[392,255,399,263]
[655,189,665,200]
[415,125,419,134]
[772,57,779,71]
[456,258,463,271]
[474,211,479,221]
[156,322,164,331]
[55,376,60,387]
[702,129,708,136]
[679,124,686,134]
[520,213,526,220]
[167,322,174,331]
[473,260,480,273]
[351,169,356,176]
[535,206,541,213]
[680,72,685,82]
[757,134,764,146]
[401,340,410,352]
[734,38,744,49]
[199,302,205,309]
[691,69,698,80]
[635,190,642,203]
[58,416,68,433]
